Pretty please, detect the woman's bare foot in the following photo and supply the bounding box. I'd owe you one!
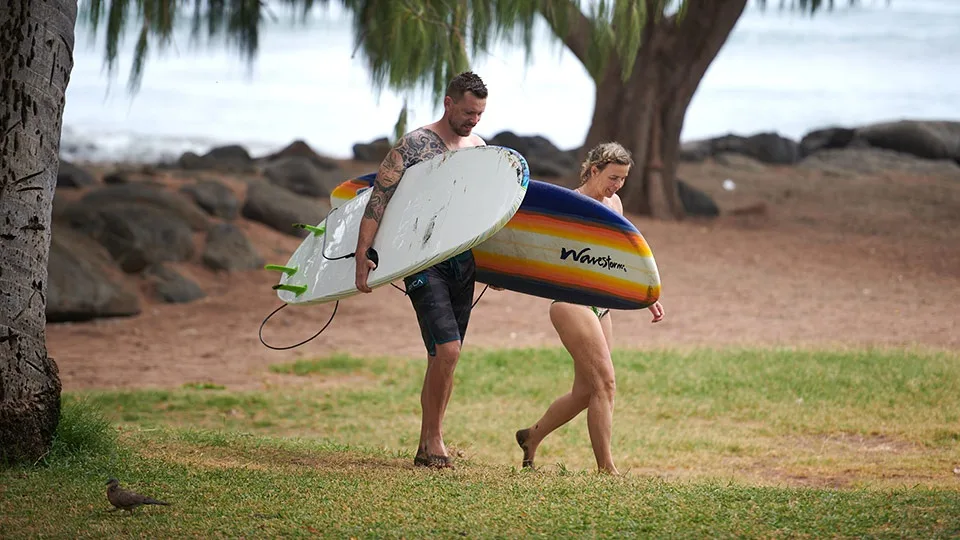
[515,428,535,469]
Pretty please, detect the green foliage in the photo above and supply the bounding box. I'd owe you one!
[76,0,873,111]
[45,396,118,465]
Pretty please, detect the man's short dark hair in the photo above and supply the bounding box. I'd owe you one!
[446,71,488,101]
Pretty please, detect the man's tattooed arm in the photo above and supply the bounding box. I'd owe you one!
[355,129,447,258]
[362,142,406,224]
[361,129,447,224]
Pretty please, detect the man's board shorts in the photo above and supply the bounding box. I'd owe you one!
[403,250,476,356]
[551,300,610,320]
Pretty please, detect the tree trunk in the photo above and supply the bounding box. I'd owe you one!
[580,0,748,219]
[0,0,77,464]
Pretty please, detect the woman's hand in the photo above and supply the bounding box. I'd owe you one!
[648,301,664,323]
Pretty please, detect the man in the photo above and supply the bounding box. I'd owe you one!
[354,71,488,469]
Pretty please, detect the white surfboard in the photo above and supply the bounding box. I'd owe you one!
[267,146,530,305]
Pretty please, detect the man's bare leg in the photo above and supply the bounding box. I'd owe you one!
[416,340,461,467]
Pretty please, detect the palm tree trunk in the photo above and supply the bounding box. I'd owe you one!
[0,0,77,464]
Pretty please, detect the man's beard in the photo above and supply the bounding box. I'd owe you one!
[450,119,474,137]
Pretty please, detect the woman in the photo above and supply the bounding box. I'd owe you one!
[515,141,665,475]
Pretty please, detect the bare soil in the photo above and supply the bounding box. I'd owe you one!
[47,154,960,392]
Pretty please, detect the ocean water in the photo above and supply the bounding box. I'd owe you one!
[61,0,960,163]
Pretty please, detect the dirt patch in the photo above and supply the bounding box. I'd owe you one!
[47,156,960,392]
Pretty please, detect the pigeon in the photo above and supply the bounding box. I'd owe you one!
[105,478,171,512]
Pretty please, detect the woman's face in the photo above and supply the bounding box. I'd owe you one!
[589,163,629,198]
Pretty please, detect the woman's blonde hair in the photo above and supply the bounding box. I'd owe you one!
[579,142,634,185]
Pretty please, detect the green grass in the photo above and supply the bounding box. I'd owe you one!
[2,347,959,537]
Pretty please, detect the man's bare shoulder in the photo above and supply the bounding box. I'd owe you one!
[471,134,487,147]
[386,127,449,170]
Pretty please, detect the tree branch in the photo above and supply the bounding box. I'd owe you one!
[537,0,592,67]
[662,0,747,100]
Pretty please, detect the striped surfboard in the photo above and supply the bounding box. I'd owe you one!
[330,174,661,310]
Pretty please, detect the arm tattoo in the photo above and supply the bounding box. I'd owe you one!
[363,147,403,223]
[362,128,448,224]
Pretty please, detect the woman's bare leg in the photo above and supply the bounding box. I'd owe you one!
[517,303,618,473]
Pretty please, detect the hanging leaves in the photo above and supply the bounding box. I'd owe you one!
[78,0,858,102]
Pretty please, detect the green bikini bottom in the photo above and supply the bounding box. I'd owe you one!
[551,300,609,320]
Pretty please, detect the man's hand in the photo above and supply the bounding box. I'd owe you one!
[355,250,377,293]
[648,300,664,323]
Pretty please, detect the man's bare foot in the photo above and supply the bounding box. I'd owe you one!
[515,429,535,469]
[414,449,453,469]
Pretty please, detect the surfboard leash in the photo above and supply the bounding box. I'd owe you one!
[258,300,340,351]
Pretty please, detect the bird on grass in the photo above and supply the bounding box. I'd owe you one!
[105,478,171,513]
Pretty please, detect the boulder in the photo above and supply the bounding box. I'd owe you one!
[798,127,859,157]
[46,224,141,322]
[78,183,210,231]
[176,144,255,172]
[103,170,133,185]
[57,160,97,188]
[143,264,206,304]
[679,132,799,165]
[61,201,197,273]
[201,223,264,271]
[263,156,343,199]
[353,137,392,163]
[261,139,340,170]
[179,179,239,220]
[486,131,579,178]
[798,147,960,179]
[677,180,719,218]
[855,120,960,162]
[241,180,331,237]
[708,132,800,165]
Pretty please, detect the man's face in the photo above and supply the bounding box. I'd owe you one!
[445,91,486,137]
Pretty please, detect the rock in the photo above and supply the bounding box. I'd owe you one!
[241,180,331,237]
[201,223,264,271]
[62,201,197,273]
[798,147,960,179]
[713,152,767,172]
[177,151,207,170]
[57,160,97,188]
[46,224,141,322]
[263,156,343,198]
[143,264,206,304]
[855,120,960,162]
[677,179,719,217]
[176,144,255,172]
[205,144,252,165]
[179,179,239,220]
[486,131,578,178]
[679,132,799,165]
[679,140,713,162]
[103,170,133,185]
[261,139,340,170]
[353,137,392,163]
[798,127,859,157]
[78,183,210,231]
[709,132,800,165]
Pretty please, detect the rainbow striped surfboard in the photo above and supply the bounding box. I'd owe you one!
[330,173,661,310]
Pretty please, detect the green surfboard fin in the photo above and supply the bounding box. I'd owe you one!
[293,223,325,236]
[272,283,308,296]
[264,264,298,277]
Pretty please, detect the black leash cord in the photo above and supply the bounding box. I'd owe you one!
[258,300,339,351]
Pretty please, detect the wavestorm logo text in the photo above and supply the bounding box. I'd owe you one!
[559,247,627,272]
